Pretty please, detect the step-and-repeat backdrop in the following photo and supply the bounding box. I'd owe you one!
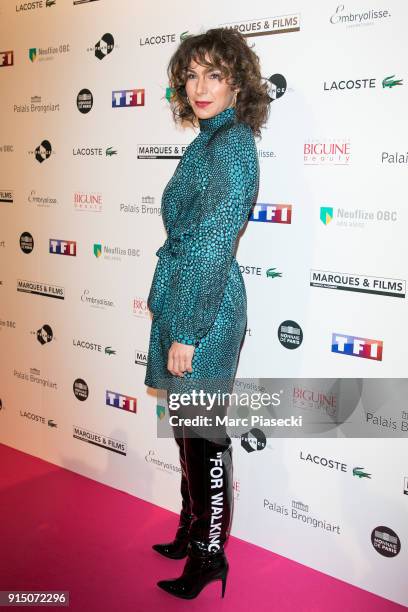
[0,0,407,606]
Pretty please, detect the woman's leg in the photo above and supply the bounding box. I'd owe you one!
[157,395,233,598]
[152,390,193,559]
[183,408,234,553]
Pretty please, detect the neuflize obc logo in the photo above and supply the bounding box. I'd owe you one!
[331,333,383,361]
[112,89,145,107]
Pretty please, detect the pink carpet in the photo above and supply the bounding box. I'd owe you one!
[0,443,405,611]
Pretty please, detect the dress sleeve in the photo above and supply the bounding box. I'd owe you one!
[168,130,259,347]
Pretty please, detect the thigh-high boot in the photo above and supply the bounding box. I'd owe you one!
[157,402,233,598]
[152,392,193,559]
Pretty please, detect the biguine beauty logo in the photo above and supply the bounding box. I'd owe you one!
[304,139,351,165]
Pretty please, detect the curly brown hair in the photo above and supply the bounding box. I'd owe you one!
[166,28,271,138]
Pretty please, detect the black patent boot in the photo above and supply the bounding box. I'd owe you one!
[152,508,193,559]
[157,539,229,599]
[153,418,193,559]
[157,421,233,598]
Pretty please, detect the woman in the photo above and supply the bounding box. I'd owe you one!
[145,27,270,599]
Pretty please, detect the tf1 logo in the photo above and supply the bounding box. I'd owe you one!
[112,89,145,107]
[106,391,137,413]
[332,333,383,361]
[49,239,77,256]
[250,204,292,224]
[0,51,13,67]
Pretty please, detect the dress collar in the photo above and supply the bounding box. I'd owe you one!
[198,106,236,133]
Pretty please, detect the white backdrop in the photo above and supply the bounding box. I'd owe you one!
[0,0,407,606]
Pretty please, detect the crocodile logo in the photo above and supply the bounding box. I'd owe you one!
[382,75,403,89]
[105,346,116,356]
[353,466,371,479]
[266,267,282,279]
[105,146,117,156]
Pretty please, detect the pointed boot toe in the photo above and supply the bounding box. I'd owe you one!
[152,541,188,559]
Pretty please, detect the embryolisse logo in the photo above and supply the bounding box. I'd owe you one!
[145,449,181,474]
[80,288,115,309]
[330,5,391,27]
[28,190,57,207]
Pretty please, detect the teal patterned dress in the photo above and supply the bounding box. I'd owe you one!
[144,106,259,396]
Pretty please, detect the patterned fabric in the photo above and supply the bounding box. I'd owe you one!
[144,106,259,395]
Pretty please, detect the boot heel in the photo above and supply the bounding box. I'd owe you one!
[221,567,228,598]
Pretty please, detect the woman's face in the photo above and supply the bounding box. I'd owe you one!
[184,53,238,120]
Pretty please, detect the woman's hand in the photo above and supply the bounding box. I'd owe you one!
[167,342,195,377]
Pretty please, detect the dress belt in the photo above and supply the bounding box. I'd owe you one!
[155,233,191,258]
